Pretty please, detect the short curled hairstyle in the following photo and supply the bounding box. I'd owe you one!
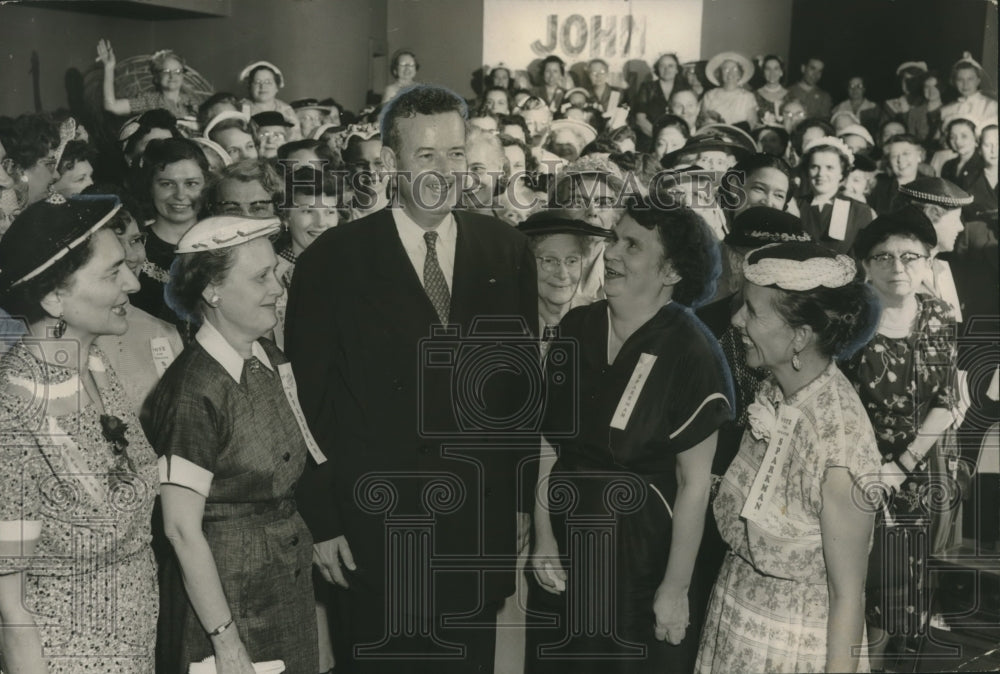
[718,153,793,210]
[138,137,210,197]
[791,118,835,156]
[802,141,852,185]
[57,140,96,174]
[625,198,720,307]
[165,248,236,325]
[0,114,60,171]
[379,84,468,155]
[205,159,282,215]
[149,50,186,88]
[651,114,691,144]
[769,278,880,360]
[541,55,566,77]
[390,50,419,79]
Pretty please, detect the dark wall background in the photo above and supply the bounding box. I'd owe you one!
[788,0,996,104]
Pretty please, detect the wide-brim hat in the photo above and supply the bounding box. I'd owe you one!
[661,125,755,167]
[517,213,612,238]
[838,124,875,147]
[0,194,121,293]
[725,206,811,249]
[176,216,282,254]
[545,119,598,148]
[250,111,294,128]
[752,124,790,146]
[853,205,937,259]
[705,51,754,87]
[898,177,973,208]
[290,98,333,113]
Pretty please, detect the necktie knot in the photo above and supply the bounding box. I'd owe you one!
[424,230,438,248]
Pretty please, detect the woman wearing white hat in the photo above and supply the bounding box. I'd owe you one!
[238,61,301,140]
[701,52,758,128]
[940,52,999,126]
[149,215,319,673]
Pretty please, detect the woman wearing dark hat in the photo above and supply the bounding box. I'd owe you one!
[696,242,881,674]
[843,207,960,669]
[239,60,301,139]
[527,199,732,674]
[516,212,612,339]
[701,52,758,129]
[130,138,209,336]
[251,111,296,159]
[842,152,878,204]
[97,40,201,119]
[148,215,318,673]
[897,177,974,321]
[795,136,875,254]
[0,194,158,672]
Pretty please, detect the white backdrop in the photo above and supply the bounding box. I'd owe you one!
[482,0,704,86]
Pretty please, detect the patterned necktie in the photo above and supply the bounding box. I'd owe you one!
[423,230,450,324]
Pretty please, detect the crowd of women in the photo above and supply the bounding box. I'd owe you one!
[0,33,996,674]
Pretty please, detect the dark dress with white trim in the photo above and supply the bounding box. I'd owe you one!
[525,301,733,674]
[146,335,317,674]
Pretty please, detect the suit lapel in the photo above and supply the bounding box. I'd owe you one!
[451,212,483,326]
[369,210,440,328]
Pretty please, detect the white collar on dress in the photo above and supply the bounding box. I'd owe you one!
[195,319,272,383]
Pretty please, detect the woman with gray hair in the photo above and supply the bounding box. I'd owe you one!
[148,214,319,673]
[97,40,200,119]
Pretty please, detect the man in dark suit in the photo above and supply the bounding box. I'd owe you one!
[285,85,539,673]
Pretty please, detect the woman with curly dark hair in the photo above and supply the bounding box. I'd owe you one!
[526,199,733,673]
[0,113,61,209]
[129,137,209,333]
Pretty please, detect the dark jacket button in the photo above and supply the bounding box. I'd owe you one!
[291,535,299,546]
[282,452,291,461]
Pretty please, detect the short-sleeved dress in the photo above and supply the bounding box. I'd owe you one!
[147,322,317,674]
[842,294,958,637]
[127,92,201,120]
[0,342,159,673]
[526,301,733,674]
[696,362,881,674]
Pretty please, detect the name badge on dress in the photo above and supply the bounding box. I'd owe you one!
[610,353,657,430]
[277,362,327,465]
[740,403,801,526]
[827,199,850,241]
[149,337,176,377]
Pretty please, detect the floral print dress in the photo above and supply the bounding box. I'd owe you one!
[695,362,881,674]
[0,341,159,673]
[842,294,958,638]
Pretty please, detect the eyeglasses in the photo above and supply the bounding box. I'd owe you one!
[126,233,148,249]
[259,130,287,141]
[536,255,582,273]
[216,200,276,217]
[160,68,184,77]
[868,252,928,268]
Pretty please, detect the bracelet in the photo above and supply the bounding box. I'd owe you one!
[904,447,926,468]
[207,616,234,638]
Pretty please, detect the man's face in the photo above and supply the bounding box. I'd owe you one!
[781,102,806,132]
[383,111,467,218]
[802,59,824,86]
